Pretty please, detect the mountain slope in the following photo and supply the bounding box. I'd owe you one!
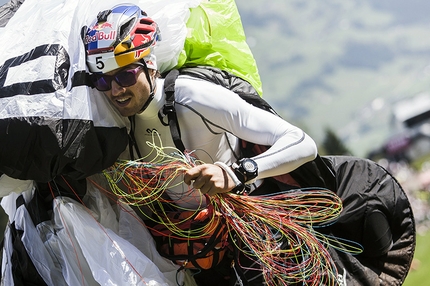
[236,0,430,157]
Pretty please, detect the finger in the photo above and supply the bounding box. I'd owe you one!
[183,166,202,185]
[192,176,206,190]
[199,184,215,196]
[206,187,218,196]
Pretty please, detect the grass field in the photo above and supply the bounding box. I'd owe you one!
[403,230,430,286]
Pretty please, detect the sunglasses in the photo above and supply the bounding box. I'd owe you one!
[91,65,143,91]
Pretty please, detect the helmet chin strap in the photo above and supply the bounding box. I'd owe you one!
[138,60,156,113]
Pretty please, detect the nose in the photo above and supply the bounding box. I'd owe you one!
[110,80,125,96]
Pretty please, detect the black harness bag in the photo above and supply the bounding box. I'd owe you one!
[157,66,415,285]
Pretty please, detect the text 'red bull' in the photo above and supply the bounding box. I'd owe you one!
[85,31,117,44]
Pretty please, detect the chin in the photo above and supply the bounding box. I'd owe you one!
[120,111,134,117]
[115,104,138,117]
[115,108,131,117]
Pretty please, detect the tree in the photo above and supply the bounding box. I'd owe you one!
[321,127,352,155]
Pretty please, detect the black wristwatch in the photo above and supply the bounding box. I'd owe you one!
[231,158,258,184]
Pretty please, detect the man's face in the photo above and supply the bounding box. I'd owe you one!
[101,64,153,117]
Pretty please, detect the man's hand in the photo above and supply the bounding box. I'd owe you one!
[183,164,236,196]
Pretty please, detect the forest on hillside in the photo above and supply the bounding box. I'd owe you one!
[236,0,430,157]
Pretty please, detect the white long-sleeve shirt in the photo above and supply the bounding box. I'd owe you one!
[133,75,317,208]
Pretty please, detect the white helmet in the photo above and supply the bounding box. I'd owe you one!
[84,4,160,73]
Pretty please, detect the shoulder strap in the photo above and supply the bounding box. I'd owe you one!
[159,66,266,153]
[158,69,186,152]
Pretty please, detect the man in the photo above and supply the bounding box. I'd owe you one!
[84,3,318,285]
[85,3,317,205]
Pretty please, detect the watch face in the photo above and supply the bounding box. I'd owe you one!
[242,158,258,173]
[233,158,258,184]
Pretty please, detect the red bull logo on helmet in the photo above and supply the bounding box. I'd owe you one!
[135,48,148,59]
[92,22,113,30]
[85,30,117,45]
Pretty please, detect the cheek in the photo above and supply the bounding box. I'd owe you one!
[136,74,152,92]
[130,82,151,105]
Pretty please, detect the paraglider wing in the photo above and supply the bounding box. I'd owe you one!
[0,0,202,182]
[0,0,132,182]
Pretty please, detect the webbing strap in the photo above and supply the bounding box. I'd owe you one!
[158,69,186,152]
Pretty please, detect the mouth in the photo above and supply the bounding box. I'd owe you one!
[114,96,132,107]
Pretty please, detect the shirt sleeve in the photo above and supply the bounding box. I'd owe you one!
[175,77,318,180]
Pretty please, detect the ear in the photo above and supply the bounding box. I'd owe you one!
[150,69,160,79]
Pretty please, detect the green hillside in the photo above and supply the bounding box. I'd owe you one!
[236,0,430,157]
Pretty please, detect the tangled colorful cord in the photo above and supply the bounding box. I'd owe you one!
[102,139,361,285]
